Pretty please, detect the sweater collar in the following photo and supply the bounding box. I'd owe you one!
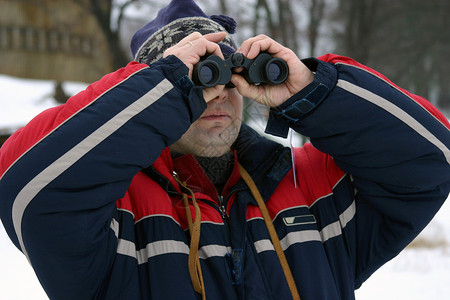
[172,151,241,201]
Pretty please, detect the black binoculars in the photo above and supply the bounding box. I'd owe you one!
[192,52,289,88]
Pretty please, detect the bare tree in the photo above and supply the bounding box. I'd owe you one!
[218,0,229,15]
[252,0,277,38]
[71,0,136,69]
[307,0,326,56]
[333,0,381,63]
[276,0,299,51]
[332,0,450,111]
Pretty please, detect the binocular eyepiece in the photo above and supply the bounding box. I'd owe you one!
[192,52,289,88]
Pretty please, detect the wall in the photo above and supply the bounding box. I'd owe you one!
[0,0,113,83]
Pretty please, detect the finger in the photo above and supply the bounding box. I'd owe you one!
[230,74,258,99]
[182,32,225,58]
[239,35,287,60]
[203,31,227,43]
[203,32,227,58]
[204,40,224,58]
[247,38,284,59]
[180,31,203,43]
[233,66,244,73]
[237,35,267,56]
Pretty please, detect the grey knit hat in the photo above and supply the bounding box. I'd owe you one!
[130,0,237,65]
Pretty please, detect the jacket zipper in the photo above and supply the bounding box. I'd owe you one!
[217,195,229,219]
[173,170,229,221]
[173,157,245,222]
[190,157,231,221]
[215,184,247,221]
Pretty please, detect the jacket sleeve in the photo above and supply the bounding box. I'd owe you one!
[0,55,205,299]
[266,54,450,288]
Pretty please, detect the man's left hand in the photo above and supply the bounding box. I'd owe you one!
[230,35,314,107]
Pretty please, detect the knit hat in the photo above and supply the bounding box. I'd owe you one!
[130,0,238,65]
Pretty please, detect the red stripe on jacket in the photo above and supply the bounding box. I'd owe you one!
[0,62,148,178]
[246,143,346,220]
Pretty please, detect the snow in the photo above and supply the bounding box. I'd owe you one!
[0,76,56,133]
[356,203,450,300]
[355,248,450,300]
[0,74,449,299]
[0,75,88,133]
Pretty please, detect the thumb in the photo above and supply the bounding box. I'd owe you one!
[230,74,258,99]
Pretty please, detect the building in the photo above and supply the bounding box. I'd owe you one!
[0,0,116,144]
[0,0,113,83]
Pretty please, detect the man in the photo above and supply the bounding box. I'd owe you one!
[0,0,449,299]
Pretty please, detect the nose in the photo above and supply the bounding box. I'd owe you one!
[209,87,229,103]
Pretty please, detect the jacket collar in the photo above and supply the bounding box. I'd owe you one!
[145,124,293,201]
[232,124,292,200]
[172,151,241,201]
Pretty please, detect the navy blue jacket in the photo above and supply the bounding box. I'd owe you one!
[0,54,449,299]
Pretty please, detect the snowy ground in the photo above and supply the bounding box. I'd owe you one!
[0,74,449,299]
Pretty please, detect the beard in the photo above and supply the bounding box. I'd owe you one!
[170,117,241,157]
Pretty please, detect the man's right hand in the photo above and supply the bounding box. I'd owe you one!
[162,32,227,103]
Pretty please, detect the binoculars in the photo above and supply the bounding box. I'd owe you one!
[193,52,289,88]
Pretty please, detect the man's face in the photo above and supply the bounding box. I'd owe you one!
[170,87,243,157]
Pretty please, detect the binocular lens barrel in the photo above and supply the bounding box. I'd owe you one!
[265,58,288,85]
[196,61,220,87]
[193,53,289,87]
[199,64,216,86]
